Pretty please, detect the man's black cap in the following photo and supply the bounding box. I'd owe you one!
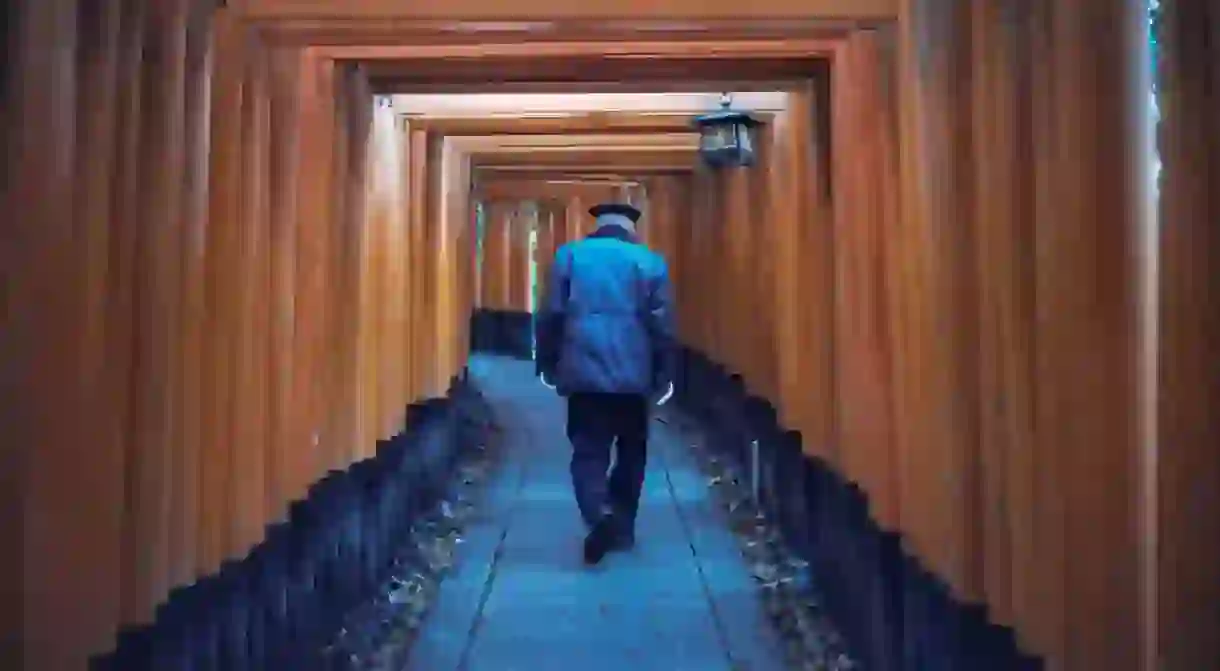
[588,202,642,223]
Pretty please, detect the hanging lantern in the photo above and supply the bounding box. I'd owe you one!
[693,93,760,169]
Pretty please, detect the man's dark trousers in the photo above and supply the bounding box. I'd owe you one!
[566,392,650,538]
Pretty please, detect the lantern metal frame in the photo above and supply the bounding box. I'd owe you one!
[693,93,761,169]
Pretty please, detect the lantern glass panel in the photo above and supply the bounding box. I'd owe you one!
[736,124,755,165]
[701,123,737,153]
[736,124,753,153]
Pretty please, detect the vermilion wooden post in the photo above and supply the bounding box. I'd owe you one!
[406,127,429,401]
[482,201,514,311]
[830,31,900,530]
[362,104,408,439]
[230,26,271,557]
[71,0,126,657]
[422,133,445,396]
[266,44,305,516]
[128,0,191,623]
[441,140,472,380]
[722,165,753,383]
[507,203,531,312]
[200,6,246,576]
[894,0,982,601]
[1157,3,1220,668]
[3,0,83,664]
[684,167,715,357]
[180,0,217,571]
[1032,4,1145,668]
[111,0,151,621]
[746,128,779,403]
[535,200,559,304]
[794,79,836,461]
[324,63,352,467]
[292,49,337,494]
[669,176,695,337]
[967,0,1035,632]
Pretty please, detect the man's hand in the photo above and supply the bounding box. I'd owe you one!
[654,381,674,407]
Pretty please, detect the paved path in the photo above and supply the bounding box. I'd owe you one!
[404,356,788,671]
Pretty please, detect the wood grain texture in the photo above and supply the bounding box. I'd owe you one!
[480,201,514,310]
[72,0,127,650]
[266,44,304,514]
[180,0,216,576]
[238,0,898,22]
[967,0,1034,632]
[1156,2,1220,669]
[831,31,899,529]
[200,6,246,576]
[1,1,1201,668]
[890,1,1151,666]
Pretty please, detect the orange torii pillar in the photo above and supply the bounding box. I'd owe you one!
[4,2,488,667]
[535,200,561,307]
[506,202,534,314]
[564,195,593,240]
[471,199,532,357]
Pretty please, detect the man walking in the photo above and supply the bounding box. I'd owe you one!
[535,201,676,565]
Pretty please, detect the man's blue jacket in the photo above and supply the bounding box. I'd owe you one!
[535,223,675,397]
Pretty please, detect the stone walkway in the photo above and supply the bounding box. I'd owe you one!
[403,356,789,671]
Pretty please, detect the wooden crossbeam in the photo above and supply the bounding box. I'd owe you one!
[238,0,898,22]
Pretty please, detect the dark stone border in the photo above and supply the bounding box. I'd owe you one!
[665,412,856,671]
[674,347,1045,671]
[469,309,534,360]
[89,373,494,671]
[316,400,504,671]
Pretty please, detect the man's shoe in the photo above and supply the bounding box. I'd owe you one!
[583,516,616,565]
